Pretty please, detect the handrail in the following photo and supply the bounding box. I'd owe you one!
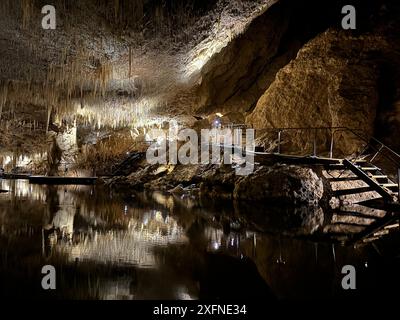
[254,126,400,167]
[251,126,400,202]
[333,127,400,166]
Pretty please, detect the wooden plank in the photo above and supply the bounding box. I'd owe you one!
[381,183,398,188]
[0,173,30,179]
[255,153,342,165]
[371,175,387,179]
[360,167,380,171]
[29,176,97,185]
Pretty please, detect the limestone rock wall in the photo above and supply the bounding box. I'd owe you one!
[191,0,347,116]
[246,2,400,157]
[247,30,382,156]
[192,0,290,115]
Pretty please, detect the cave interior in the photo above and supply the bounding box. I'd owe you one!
[1,0,400,301]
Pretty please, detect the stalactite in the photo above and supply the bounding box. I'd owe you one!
[0,1,187,133]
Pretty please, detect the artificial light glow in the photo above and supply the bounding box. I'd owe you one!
[212,241,220,250]
[3,155,11,166]
[181,0,278,81]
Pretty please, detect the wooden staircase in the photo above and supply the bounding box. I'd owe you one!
[320,156,400,244]
[343,159,398,202]
[249,126,400,244]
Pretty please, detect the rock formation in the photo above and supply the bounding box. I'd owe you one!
[247,2,400,156]
[1,0,400,202]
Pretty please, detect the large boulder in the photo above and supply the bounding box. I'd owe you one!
[246,29,393,157]
[233,165,324,205]
[198,163,326,205]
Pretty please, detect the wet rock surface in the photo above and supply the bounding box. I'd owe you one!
[106,162,328,208]
[233,165,324,204]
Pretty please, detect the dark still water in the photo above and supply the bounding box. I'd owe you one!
[0,179,399,300]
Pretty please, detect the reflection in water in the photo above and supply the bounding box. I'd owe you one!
[60,212,188,268]
[0,179,47,200]
[0,179,400,300]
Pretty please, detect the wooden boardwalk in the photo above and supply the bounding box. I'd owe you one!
[28,176,97,185]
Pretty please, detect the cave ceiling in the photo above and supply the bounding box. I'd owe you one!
[1,0,400,156]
